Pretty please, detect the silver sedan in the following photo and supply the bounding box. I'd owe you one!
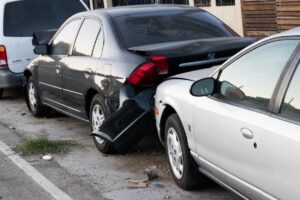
[155,27,300,200]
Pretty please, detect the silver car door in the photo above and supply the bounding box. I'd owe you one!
[192,39,300,199]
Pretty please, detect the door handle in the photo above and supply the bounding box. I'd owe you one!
[240,128,253,139]
[56,64,62,69]
[83,69,92,79]
[83,69,92,74]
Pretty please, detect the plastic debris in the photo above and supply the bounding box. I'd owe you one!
[127,182,148,189]
[42,155,53,161]
[127,177,148,184]
[147,171,159,181]
[153,182,165,189]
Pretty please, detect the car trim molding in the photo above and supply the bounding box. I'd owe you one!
[44,97,81,113]
[63,88,84,96]
[179,57,231,68]
[43,102,89,122]
[190,151,278,200]
[39,81,61,90]
[40,81,84,96]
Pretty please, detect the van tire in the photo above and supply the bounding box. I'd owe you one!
[90,94,114,154]
[26,77,49,117]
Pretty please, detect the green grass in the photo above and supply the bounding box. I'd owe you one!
[14,138,75,156]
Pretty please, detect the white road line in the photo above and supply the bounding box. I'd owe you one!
[0,140,73,200]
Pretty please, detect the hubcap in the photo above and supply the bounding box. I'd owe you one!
[28,82,37,111]
[92,104,105,144]
[167,127,184,179]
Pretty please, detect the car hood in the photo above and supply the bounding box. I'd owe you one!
[168,65,221,82]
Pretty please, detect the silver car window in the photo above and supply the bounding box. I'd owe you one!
[281,65,300,122]
[217,40,299,111]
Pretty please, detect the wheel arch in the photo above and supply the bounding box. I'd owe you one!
[24,69,32,80]
[85,88,100,119]
[159,104,177,145]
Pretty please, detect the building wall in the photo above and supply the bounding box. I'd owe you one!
[192,0,244,36]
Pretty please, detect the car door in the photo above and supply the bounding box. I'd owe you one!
[38,19,82,105]
[254,62,300,200]
[61,18,102,118]
[191,39,300,199]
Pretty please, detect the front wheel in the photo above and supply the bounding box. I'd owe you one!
[26,77,49,117]
[90,94,114,154]
[165,113,206,190]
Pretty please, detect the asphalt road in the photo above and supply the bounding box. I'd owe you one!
[0,152,52,200]
[0,89,242,200]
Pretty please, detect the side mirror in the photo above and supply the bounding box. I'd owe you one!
[190,78,215,97]
[34,44,48,55]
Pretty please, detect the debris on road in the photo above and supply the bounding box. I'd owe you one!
[153,182,165,189]
[146,171,159,181]
[127,182,148,189]
[42,154,53,161]
[127,166,160,189]
[164,194,171,199]
[127,177,148,184]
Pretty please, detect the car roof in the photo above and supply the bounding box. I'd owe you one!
[273,27,300,38]
[82,5,202,18]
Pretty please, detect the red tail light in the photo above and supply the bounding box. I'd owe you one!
[151,56,169,75]
[0,45,8,68]
[127,56,169,87]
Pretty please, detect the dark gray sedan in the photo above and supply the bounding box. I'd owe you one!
[24,5,254,153]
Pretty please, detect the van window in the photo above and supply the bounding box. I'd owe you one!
[4,0,86,37]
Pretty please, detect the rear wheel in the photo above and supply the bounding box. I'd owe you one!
[90,94,114,154]
[26,77,49,117]
[165,113,206,190]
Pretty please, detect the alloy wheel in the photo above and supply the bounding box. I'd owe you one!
[28,82,37,111]
[167,127,184,180]
[92,104,105,144]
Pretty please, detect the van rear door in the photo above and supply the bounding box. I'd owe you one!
[2,0,87,73]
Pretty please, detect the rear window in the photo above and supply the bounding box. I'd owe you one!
[4,0,86,37]
[113,10,237,48]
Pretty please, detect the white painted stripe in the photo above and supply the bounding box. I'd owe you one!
[0,140,73,200]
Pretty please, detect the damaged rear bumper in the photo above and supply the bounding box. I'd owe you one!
[92,88,156,154]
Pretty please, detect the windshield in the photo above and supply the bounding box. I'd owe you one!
[4,0,86,37]
[113,10,237,48]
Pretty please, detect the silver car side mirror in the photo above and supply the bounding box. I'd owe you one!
[190,78,215,97]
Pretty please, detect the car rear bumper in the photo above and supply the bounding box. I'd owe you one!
[0,69,24,89]
[92,87,156,154]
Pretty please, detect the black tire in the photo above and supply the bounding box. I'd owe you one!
[26,77,49,117]
[90,94,114,154]
[0,89,3,99]
[164,113,206,190]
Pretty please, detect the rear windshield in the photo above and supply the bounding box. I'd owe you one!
[113,10,237,48]
[4,0,86,37]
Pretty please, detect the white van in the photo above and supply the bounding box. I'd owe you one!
[0,0,88,98]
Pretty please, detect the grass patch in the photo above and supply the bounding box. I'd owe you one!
[14,138,76,156]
